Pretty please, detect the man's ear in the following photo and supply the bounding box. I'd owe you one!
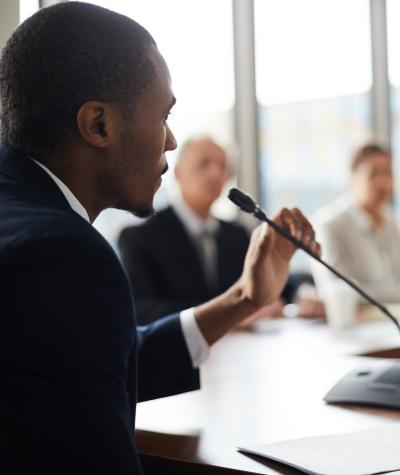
[76,101,115,148]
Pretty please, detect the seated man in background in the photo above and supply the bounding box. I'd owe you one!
[311,142,400,326]
[119,136,284,324]
[118,136,318,325]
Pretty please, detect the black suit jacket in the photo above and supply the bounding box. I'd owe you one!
[0,142,199,474]
[118,206,250,323]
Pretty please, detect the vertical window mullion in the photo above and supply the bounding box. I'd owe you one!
[370,0,391,146]
[232,0,260,224]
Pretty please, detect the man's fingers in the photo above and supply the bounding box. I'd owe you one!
[255,222,271,255]
[249,222,267,245]
[292,208,314,233]
[247,222,272,268]
[310,240,322,256]
[275,207,321,255]
[278,208,302,241]
[291,207,313,243]
[290,208,321,254]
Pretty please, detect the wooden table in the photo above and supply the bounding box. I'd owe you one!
[135,317,400,474]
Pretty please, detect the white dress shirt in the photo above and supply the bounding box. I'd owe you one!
[171,193,220,238]
[31,159,210,368]
[171,194,220,292]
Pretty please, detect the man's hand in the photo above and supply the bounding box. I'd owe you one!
[240,208,320,308]
[195,207,320,346]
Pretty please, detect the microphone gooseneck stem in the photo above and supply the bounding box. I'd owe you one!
[229,188,400,334]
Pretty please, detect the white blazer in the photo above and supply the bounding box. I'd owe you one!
[311,194,400,304]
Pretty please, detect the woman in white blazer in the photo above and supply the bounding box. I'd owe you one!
[311,143,400,327]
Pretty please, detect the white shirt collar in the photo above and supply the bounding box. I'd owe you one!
[170,192,219,237]
[30,158,91,223]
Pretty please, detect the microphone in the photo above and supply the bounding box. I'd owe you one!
[228,187,400,334]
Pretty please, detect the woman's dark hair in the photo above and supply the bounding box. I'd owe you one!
[0,2,156,161]
[350,142,391,172]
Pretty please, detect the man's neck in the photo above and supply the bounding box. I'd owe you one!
[42,151,101,223]
[185,202,210,220]
[180,194,210,221]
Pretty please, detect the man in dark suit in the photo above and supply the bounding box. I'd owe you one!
[119,137,305,324]
[0,3,319,474]
[119,137,254,323]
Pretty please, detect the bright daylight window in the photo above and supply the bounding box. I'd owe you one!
[387,0,400,212]
[19,0,39,23]
[254,0,372,270]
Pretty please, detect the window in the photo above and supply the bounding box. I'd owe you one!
[20,0,39,23]
[387,0,400,211]
[255,0,372,269]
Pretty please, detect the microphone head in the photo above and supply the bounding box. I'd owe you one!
[228,188,256,213]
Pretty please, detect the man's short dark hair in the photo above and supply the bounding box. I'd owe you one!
[0,2,156,161]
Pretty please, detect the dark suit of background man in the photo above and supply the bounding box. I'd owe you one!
[0,3,319,474]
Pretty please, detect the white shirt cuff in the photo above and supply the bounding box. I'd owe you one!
[180,307,210,368]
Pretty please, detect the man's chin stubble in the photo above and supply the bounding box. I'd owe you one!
[116,202,155,218]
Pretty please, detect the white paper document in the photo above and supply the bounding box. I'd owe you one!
[238,423,400,475]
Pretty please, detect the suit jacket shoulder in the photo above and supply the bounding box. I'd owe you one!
[0,143,199,474]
